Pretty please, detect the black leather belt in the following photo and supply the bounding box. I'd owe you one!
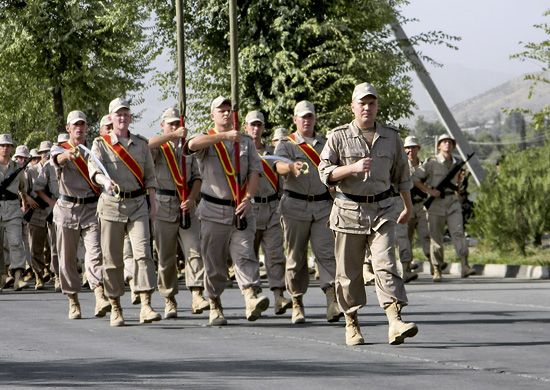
[340,188,393,203]
[201,192,236,206]
[0,192,18,201]
[157,189,177,197]
[116,188,146,199]
[59,194,99,204]
[285,190,331,202]
[254,193,278,204]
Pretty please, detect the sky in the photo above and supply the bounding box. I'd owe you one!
[133,0,548,137]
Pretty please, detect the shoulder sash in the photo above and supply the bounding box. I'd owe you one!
[287,133,321,167]
[100,134,144,189]
[160,142,187,200]
[61,142,101,195]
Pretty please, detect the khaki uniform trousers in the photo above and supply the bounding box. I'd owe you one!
[395,222,412,264]
[253,204,286,290]
[100,215,156,298]
[155,214,205,298]
[334,221,408,313]
[428,201,468,267]
[200,216,261,299]
[281,214,336,296]
[57,224,102,294]
[29,224,49,278]
[408,202,430,260]
[47,222,59,276]
[0,218,26,270]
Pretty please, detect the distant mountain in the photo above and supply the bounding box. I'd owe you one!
[451,72,549,125]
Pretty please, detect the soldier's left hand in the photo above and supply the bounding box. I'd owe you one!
[235,197,252,216]
[397,207,412,224]
[180,198,195,213]
[173,126,187,139]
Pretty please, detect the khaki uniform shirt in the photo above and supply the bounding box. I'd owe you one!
[0,160,26,221]
[318,121,410,234]
[34,160,59,198]
[413,153,462,217]
[27,162,51,227]
[151,140,201,223]
[274,132,332,221]
[89,131,157,223]
[188,132,262,225]
[254,145,281,230]
[50,144,99,229]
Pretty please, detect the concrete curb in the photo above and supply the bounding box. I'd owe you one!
[415,261,550,280]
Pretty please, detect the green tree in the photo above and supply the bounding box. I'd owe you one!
[152,0,458,135]
[0,0,160,146]
[472,142,550,255]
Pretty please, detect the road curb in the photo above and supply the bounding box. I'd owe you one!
[415,261,550,279]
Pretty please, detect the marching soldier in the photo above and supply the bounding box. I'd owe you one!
[88,97,161,326]
[412,134,476,281]
[274,100,341,324]
[99,115,113,136]
[244,110,292,315]
[148,107,209,319]
[318,82,418,346]
[50,110,110,319]
[186,96,269,326]
[0,134,30,291]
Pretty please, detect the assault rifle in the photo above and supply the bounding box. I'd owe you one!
[424,152,475,210]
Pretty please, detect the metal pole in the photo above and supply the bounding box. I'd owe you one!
[391,22,485,186]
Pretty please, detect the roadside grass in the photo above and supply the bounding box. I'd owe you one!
[412,243,550,267]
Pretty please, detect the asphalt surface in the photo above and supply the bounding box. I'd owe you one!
[1,275,549,389]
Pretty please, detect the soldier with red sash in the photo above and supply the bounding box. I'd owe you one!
[88,97,160,327]
[148,107,209,319]
[274,101,341,324]
[185,96,269,326]
[50,111,110,320]
[244,110,292,315]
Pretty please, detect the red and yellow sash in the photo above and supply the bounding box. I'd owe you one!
[260,156,278,191]
[207,129,246,201]
[288,133,321,167]
[61,142,101,195]
[160,142,187,200]
[100,134,144,189]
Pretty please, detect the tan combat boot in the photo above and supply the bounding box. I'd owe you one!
[209,297,227,326]
[68,293,82,320]
[273,288,292,315]
[13,270,28,291]
[34,274,45,290]
[385,302,418,345]
[291,296,305,324]
[53,276,61,293]
[363,261,375,286]
[93,285,111,318]
[164,296,177,319]
[432,265,442,282]
[345,311,365,346]
[402,262,418,284]
[324,286,343,323]
[139,292,162,324]
[461,257,476,278]
[243,287,269,321]
[190,288,210,314]
[109,297,125,327]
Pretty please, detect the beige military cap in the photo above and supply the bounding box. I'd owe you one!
[404,136,420,148]
[161,107,180,124]
[245,111,265,124]
[14,145,30,158]
[0,134,14,146]
[109,97,131,114]
[38,140,52,153]
[66,110,87,125]
[210,96,231,112]
[352,82,378,101]
[294,101,315,117]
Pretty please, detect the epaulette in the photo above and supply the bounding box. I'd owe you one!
[330,124,349,133]
[385,123,400,132]
[134,133,149,142]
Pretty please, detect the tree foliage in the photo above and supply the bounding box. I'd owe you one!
[153,0,459,135]
[472,142,550,255]
[0,0,159,147]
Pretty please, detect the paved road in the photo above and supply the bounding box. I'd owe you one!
[1,275,549,389]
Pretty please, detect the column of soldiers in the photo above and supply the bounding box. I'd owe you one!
[0,82,474,346]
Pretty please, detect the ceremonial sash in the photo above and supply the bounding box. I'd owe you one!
[260,156,278,191]
[287,133,321,167]
[160,142,187,200]
[207,129,246,201]
[61,142,101,195]
[100,134,144,189]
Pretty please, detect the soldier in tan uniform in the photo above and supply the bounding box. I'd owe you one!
[245,110,292,315]
[88,97,161,326]
[148,107,209,319]
[186,96,269,326]
[412,134,476,281]
[99,115,113,136]
[26,141,54,289]
[50,110,110,319]
[0,134,29,291]
[318,82,418,346]
[274,100,341,324]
